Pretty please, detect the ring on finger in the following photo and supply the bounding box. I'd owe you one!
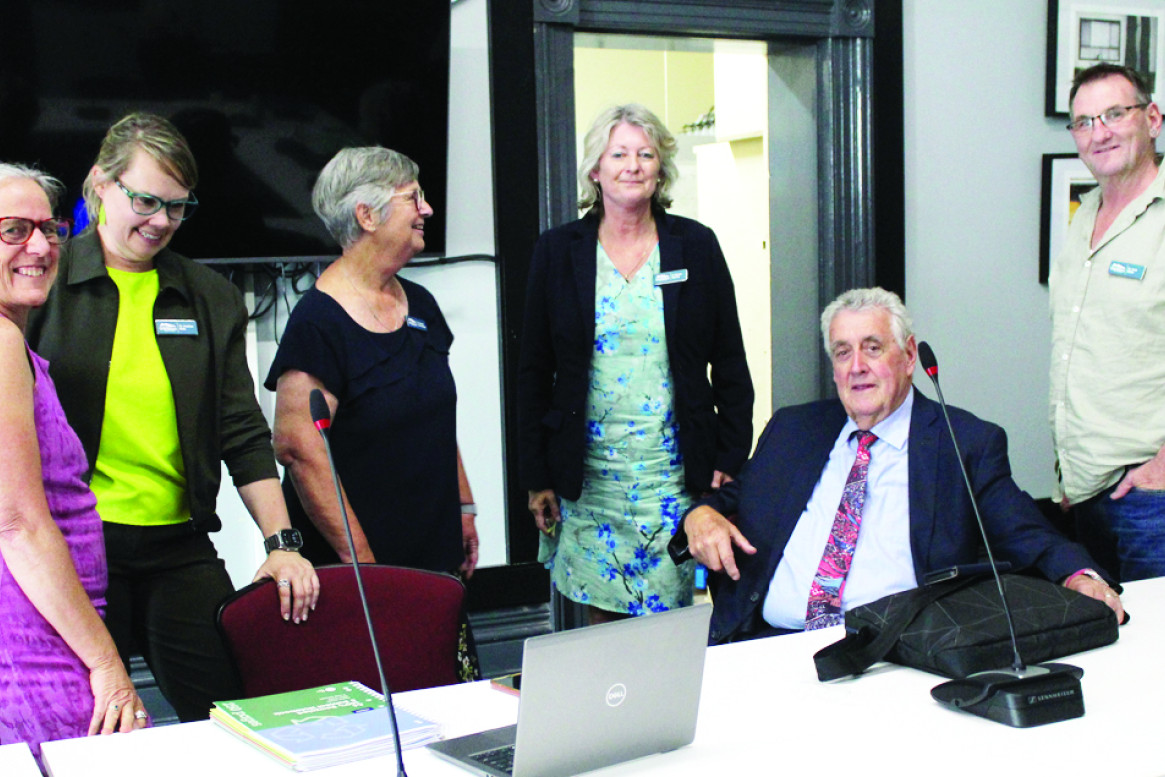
[277,579,291,589]
[135,710,148,720]
[111,704,120,711]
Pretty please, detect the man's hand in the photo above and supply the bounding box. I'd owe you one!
[684,506,756,581]
[1111,446,1165,500]
[1065,573,1126,624]
[710,470,734,490]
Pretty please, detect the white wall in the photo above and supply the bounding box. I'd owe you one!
[903,0,1078,496]
[214,0,1084,586]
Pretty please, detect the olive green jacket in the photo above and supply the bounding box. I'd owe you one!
[26,230,277,532]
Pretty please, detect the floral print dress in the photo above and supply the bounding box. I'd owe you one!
[540,242,694,614]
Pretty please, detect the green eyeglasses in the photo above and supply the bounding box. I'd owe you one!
[116,180,199,221]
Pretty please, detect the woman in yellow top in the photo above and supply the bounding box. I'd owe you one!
[27,113,319,722]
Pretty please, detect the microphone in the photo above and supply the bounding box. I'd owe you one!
[310,389,408,775]
[916,343,1085,728]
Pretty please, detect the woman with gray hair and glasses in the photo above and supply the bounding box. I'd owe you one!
[268,147,479,581]
[519,104,753,624]
[0,162,147,766]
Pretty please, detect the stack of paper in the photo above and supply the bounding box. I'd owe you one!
[211,681,440,771]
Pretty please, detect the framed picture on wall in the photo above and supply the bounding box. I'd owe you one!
[1039,153,1097,284]
[1045,0,1165,116]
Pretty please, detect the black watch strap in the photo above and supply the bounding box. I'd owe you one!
[264,528,304,554]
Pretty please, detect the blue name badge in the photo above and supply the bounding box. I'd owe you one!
[654,269,689,286]
[406,316,428,331]
[155,319,199,336]
[1108,261,1146,280]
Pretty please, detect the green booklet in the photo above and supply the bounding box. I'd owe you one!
[211,681,440,771]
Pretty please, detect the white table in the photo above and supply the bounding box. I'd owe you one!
[0,742,41,777]
[42,578,1165,777]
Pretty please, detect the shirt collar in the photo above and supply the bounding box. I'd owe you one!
[64,229,190,303]
[840,386,913,452]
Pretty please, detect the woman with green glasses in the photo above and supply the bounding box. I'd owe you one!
[26,112,319,723]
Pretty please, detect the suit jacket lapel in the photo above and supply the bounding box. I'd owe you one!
[907,388,941,576]
[656,212,683,342]
[570,218,599,351]
[758,402,848,583]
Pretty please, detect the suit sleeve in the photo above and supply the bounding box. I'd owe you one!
[971,421,1107,582]
[704,228,754,476]
[517,232,558,492]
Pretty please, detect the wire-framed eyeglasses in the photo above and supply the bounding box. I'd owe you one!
[1066,104,1149,133]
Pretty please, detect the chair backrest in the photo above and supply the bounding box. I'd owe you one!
[216,563,467,698]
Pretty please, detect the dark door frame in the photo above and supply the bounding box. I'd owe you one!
[488,0,903,577]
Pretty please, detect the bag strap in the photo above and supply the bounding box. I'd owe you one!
[812,575,985,681]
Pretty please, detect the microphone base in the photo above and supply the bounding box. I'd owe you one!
[931,663,1084,728]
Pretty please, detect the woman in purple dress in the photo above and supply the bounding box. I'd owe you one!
[0,163,147,766]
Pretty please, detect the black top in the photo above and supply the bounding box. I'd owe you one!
[518,210,754,500]
[265,282,463,572]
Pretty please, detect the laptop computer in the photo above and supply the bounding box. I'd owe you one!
[427,603,712,777]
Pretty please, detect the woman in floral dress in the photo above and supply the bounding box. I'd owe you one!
[519,104,754,623]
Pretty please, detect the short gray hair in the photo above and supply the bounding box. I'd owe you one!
[312,147,419,250]
[820,287,913,352]
[577,104,678,214]
[0,162,66,209]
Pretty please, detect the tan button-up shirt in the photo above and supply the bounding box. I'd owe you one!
[1049,163,1165,504]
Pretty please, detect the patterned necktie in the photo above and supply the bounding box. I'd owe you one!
[805,430,878,630]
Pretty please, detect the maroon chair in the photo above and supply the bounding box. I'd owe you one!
[216,563,470,698]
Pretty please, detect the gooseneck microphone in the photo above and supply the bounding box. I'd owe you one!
[917,342,1085,728]
[310,389,408,776]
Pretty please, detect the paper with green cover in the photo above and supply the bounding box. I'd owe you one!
[211,681,440,771]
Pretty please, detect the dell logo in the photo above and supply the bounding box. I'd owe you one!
[606,683,627,707]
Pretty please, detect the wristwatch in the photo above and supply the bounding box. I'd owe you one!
[263,529,304,554]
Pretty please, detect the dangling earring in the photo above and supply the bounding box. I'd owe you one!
[98,202,107,225]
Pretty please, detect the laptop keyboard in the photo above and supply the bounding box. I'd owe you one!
[470,744,516,775]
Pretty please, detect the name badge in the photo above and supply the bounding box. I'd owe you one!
[654,269,688,286]
[1108,261,1146,280]
[155,319,199,336]
[406,316,428,331]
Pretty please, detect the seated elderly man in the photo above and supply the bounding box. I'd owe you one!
[673,287,1125,643]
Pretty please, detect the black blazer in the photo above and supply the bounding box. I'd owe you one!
[671,391,1108,644]
[518,210,754,500]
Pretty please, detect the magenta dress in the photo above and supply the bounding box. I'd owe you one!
[0,347,107,764]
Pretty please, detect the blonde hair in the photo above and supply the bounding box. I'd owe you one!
[82,113,198,227]
[577,104,677,214]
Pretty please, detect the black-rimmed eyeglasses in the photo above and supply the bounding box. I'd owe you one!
[116,180,199,221]
[1066,104,1149,133]
[0,217,72,246]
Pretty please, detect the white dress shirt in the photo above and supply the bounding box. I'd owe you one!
[762,391,918,629]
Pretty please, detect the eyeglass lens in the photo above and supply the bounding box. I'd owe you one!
[0,217,71,245]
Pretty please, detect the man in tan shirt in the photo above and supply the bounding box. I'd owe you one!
[1049,64,1165,581]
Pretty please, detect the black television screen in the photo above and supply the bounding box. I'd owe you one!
[3,0,450,259]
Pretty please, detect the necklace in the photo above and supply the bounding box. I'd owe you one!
[600,224,657,281]
[342,264,396,331]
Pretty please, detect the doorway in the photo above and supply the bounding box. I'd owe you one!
[574,34,774,441]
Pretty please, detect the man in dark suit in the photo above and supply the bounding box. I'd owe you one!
[675,288,1125,644]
